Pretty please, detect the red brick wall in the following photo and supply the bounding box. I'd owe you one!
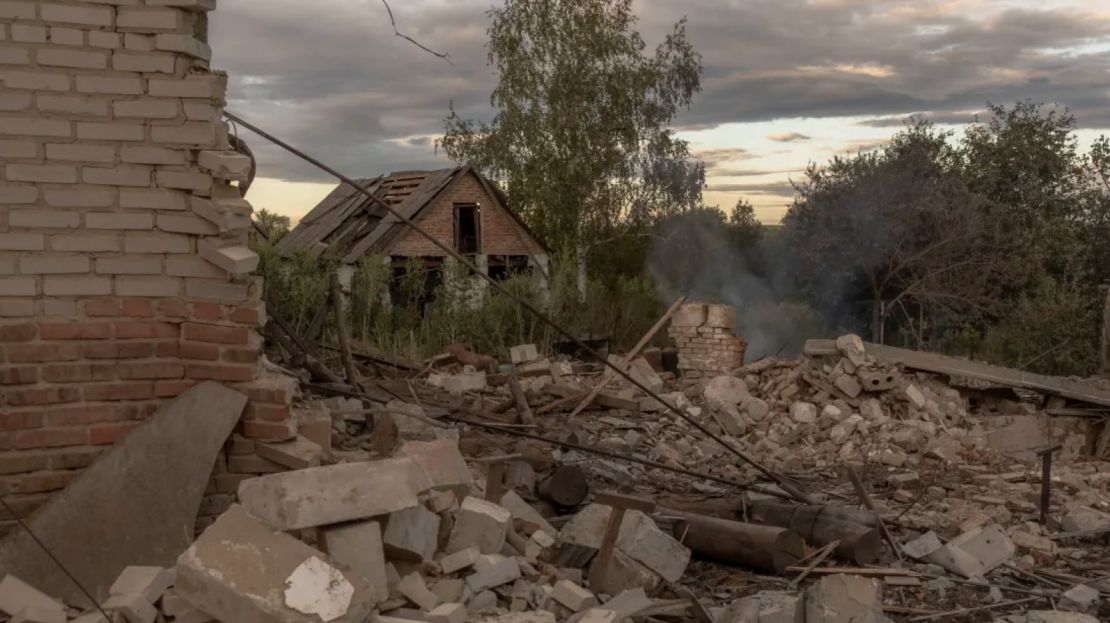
[390,172,546,257]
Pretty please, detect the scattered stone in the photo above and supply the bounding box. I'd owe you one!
[440,547,481,575]
[108,566,174,605]
[175,505,375,623]
[614,511,691,583]
[443,372,487,394]
[722,590,803,623]
[804,575,883,623]
[256,435,324,470]
[427,602,468,623]
[0,575,67,623]
[836,334,867,366]
[447,497,511,554]
[886,472,922,490]
[500,490,557,535]
[947,524,1014,574]
[318,520,390,605]
[790,402,818,424]
[551,580,597,612]
[1025,612,1100,623]
[237,458,424,530]
[399,440,474,498]
[465,555,521,592]
[397,572,440,611]
[383,505,441,562]
[284,556,356,622]
[904,384,926,409]
[1061,507,1110,533]
[1059,584,1099,614]
[511,344,540,364]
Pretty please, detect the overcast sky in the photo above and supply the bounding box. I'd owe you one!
[211,0,1110,224]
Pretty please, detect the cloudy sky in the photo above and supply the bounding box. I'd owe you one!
[211,0,1110,224]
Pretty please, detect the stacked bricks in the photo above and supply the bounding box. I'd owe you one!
[667,302,747,379]
[0,1,265,535]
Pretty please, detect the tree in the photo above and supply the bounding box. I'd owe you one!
[784,121,1022,343]
[728,198,762,248]
[254,208,291,243]
[439,0,703,292]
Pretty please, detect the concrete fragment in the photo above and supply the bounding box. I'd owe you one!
[510,344,539,364]
[175,505,375,623]
[601,587,652,619]
[318,520,389,605]
[284,556,355,622]
[588,549,660,595]
[705,376,749,408]
[0,383,245,606]
[627,358,664,393]
[256,436,324,470]
[614,511,691,582]
[398,573,440,611]
[833,374,862,398]
[1059,584,1099,614]
[576,609,620,623]
[903,384,926,409]
[108,566,174,604]
[399,440,474,498]
[466,589,498,613]
[836,334,867,366]
[479,613,556,623]
[440,546,481,574]
[427,602,467,623]
[446,497,511,554]
[743,396,770,421]
[465,555,520,592]
[384,506,441,562]
[431,579,465,604]
[0,576,66,623]
[902,531,943,559]
[790,402,817,423]
[947,524,1014,574]
[551,580,596,612]
[443,372,487,394]
[500,490,557,535]
[804,575,883,623]
[237,458,423,530]
[102,592,158,623]
[721,590,803,623]
[1061,507,1110,533]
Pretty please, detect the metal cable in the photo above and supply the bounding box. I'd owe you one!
[223,110,812,504]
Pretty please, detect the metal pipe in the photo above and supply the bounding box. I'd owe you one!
[225,110,812,504]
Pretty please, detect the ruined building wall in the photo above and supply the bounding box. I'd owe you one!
[0,0,291,535]
[668,302,747,378]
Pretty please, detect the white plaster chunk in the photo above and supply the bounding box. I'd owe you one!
[284,556,354,623]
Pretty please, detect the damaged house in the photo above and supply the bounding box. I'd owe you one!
[276,166,551,308]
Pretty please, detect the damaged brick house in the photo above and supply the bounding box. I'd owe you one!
[276,166,551,309]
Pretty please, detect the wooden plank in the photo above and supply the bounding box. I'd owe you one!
[804,339,1110,408]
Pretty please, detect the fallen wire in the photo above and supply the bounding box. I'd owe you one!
[380,0,452,64]
[0,496,113,620]
[225,110,813,505]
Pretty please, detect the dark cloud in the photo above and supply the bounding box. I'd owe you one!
[711,168,801,177]
[768,132,811,142]
[856,110,986,127]
[210,0,1110,188]
[693,147,753,164]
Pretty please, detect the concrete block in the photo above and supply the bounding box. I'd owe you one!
[671,303,706,327]
[383,505,441,562]
[1061,507,1110,533]
[101,592,157,623]
[439,546,480,575]
[442,372,487,394]
[176,505,375,623]
[197,150,251,180]
[588,549,659,596]
[627,357,664,393]
[947,524,1013,574]
[398,440,473,498]
[551,580,596,612]
[614,511,690,583]
[0,575,66,623]
[903,384,926,409]
[465,555,520,592]
[510,344,539,364]
[446,497,511,554]
[426,602,467,623]
[835,334,867,366]
[256,436,323,470]
[108,566,174,604]
[430,579,464,604]
[397,573,439,611]
[790,402,817,423]
[318,520,389,605]
[237,458,423,530]
[721,590,802,623]
[576,609,620,623]
[499,490,557,536]
[804,575,883,623]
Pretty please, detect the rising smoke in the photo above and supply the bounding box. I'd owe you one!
[645,211,825,361]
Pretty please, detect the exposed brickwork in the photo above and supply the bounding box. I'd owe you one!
[390,171,547,257]
[668,303,747,379]
[0,0,264,536]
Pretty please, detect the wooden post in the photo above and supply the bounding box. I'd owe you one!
[1035,444,1063,526]
[567,296,687,419]
[508,374,535,425]
[666,510,804,574]
[590,492,656,593]
[845,463,904,562]
[1100,285,1109,377]
[330,272,359,385]
[475,454,521,503]
[536,465,589,508]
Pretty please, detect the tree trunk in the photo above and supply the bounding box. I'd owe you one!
[575,239,588,298]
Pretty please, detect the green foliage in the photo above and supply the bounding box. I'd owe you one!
[254,208,292,243]
[251,238,336,334]
[440,0,704,258]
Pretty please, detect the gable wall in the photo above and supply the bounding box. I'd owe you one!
[388,172,545,257]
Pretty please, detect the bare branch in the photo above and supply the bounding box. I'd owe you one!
[381,0,453,64]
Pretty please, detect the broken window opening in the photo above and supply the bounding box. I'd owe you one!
[487,255,532,282]
[454,203,481,255]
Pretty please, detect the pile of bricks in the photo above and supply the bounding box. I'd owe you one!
[667,302,746,379]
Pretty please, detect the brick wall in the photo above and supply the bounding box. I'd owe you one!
[390,171,547,257]
[669,303,747,379]
[0,0,273,534]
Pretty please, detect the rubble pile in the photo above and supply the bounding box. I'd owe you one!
[2,302,1109,623]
